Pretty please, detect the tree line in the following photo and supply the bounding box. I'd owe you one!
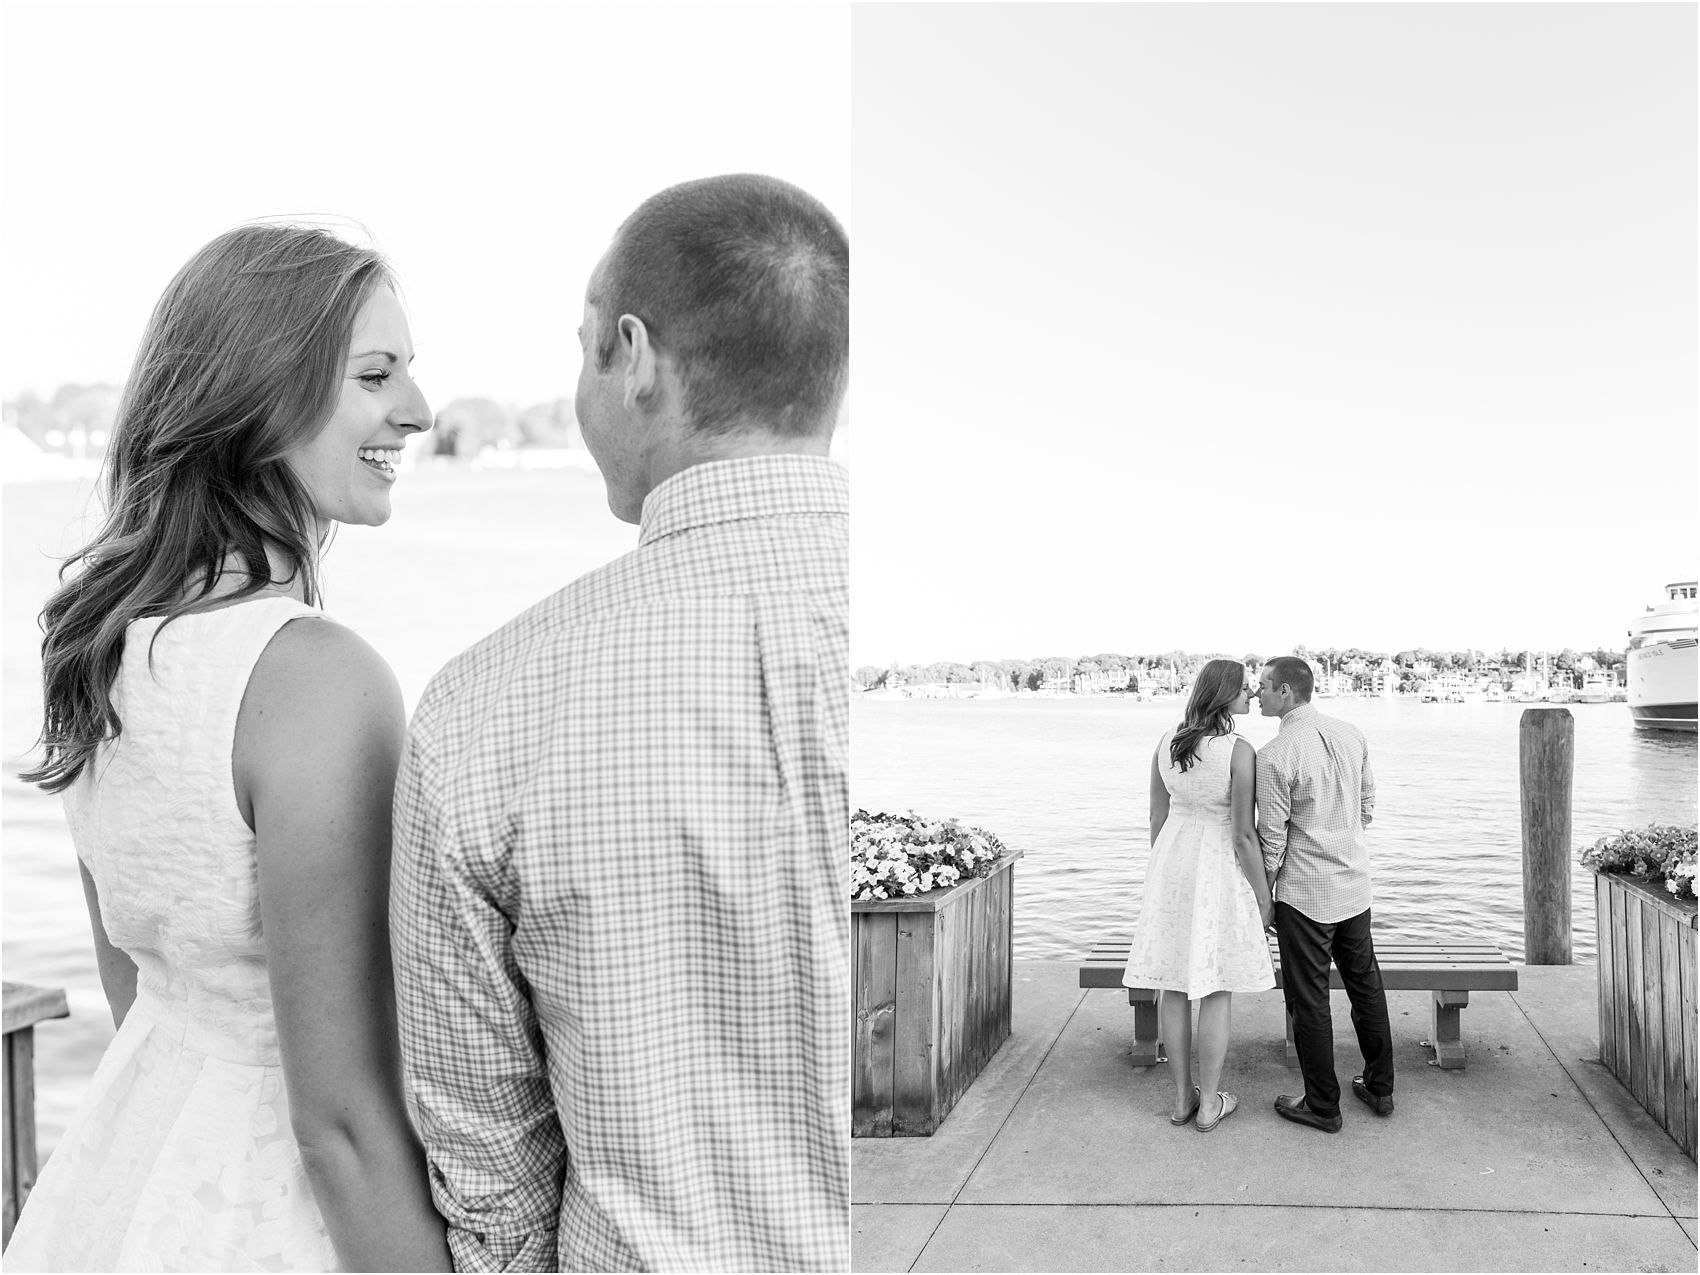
[853,644,1629,693]
[4,385,584,459]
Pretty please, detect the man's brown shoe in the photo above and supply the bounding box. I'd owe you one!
[1273,1093,1342,1133]
[1352,1076,1394,1116]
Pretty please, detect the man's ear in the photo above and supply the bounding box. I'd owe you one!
[620,315,658,411]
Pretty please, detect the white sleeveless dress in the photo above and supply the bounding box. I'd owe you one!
[6,597,340,1272]
[1122,730,1276,997]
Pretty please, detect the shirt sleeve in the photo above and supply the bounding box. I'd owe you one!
[1256,746,1290,877]
[1359,736,1376,828]
[391,702,566,1273]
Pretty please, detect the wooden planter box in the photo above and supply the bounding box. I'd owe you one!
[1594,872,1697,1159]
[852,852,1021,1137]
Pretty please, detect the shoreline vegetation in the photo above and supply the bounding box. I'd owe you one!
[4,383,593,481]
[3,383,849,482]
[855,645,1628,699]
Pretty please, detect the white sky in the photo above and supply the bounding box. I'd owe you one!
[850,4,1697,667]
[0,1,850,409]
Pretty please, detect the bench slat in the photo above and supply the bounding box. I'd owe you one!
[1080,937,1519,991]
[1087,939,1512,952]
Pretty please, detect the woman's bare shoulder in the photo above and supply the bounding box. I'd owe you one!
[242,617,402,740]
[259,614,390,673]
[233,617,404,826]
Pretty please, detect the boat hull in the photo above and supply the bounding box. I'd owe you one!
[1628,638,1697,732]
[1630,703,1697,732]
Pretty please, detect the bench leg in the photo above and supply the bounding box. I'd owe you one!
[1427,990,1469,1069]
[1127,988,1163,1067]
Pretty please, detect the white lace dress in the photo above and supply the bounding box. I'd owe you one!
[6,597,340,1272]
[1122,730,1276,997]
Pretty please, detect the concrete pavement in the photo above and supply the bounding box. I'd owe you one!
[853,962,1697,1271]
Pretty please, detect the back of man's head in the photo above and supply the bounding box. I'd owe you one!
[1264,656,1315,703]
[593,174,848,439]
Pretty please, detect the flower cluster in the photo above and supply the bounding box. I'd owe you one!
[1579,824,1698,902]
[851,810,1006,902]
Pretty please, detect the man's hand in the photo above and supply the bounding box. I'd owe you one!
[1259,896,1275,932]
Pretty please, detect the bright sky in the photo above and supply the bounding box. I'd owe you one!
[850,4,1696,668]
[0,1,850,410]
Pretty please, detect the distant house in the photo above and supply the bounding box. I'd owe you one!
[1073,668,1107,694]
[1319,672,1354,698]
[1140,664,1179,691]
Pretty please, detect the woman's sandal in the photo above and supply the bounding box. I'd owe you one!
[1169,1086,1202,1126]
[1196,1091,1238,1132]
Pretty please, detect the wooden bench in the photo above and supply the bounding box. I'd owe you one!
[1079,937,1518,1070]
[4,982,70,1244]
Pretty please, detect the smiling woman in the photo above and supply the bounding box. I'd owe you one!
[288,287,432,528]
[9,224,453,1271]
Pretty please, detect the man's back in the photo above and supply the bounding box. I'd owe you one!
[393,455,849,1272]
[1255,703,1376,925]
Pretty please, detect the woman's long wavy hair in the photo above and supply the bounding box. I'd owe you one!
[22,224,392,793]
[1170,658,1249,773]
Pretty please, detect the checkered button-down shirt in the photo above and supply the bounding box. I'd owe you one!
[1256,703,1376,924]
[391,454,849,1272]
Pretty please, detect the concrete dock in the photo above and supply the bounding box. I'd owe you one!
[853,962,1697,1271]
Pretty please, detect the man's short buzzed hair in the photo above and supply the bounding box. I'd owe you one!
[593,173,848,438]
[1263,656,1314,702]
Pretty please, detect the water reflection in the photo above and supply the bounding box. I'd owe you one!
[1626,728,1698,827]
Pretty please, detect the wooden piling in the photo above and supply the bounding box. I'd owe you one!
[1520,708,1574,965]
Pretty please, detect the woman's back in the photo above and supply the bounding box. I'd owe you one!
[69,598,318,1051]
[1158,729,1237,818]
[8,596,338,1271]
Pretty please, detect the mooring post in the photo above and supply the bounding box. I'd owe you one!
[1520,707,1574,964]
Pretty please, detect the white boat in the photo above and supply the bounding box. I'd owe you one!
[1576,672,1612,705]
[1628,581,1698,732]
[1484,682,1505,703]
[1508,671,1542,702]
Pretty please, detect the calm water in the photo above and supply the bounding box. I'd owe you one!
[2,467,638,1161]
[851,695,1698,962]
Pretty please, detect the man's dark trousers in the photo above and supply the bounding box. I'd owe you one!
[1274,902,1395,1118]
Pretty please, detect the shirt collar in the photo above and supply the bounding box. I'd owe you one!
[638,454,849,547]
[1279,702,1320,730]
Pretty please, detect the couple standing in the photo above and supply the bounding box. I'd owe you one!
[1123,656,1397,1133]
[9,175,848,1271]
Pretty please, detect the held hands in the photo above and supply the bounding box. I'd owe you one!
[1259,895,1276,932]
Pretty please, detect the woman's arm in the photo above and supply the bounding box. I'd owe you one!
[235,618,452,1273]
[1230,739,1274,930]
[78,861,138,1029]
[1148,743,1171,845]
